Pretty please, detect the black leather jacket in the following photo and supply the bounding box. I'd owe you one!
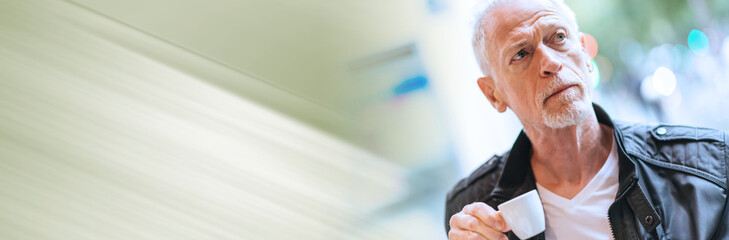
[445,104,729,239]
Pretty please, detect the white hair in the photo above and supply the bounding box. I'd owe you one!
[472,0,580,77]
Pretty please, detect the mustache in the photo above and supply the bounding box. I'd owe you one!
[536,72,583,105]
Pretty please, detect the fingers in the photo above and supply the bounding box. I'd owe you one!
[492,212,511,232]
[450,212,508,239]
[448,228,488,240]
[448,202,510,240]
[462,202,510,232]
[448,226,508,240]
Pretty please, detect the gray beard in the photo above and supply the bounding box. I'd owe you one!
[541,100,590,128]
[537,70,592,129]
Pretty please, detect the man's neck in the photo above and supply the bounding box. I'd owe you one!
[523,113,614,199]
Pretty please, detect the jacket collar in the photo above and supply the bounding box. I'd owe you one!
[490,103,637,199]
[489,104,663,237]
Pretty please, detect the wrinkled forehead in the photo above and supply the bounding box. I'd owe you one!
[483,0,570,48]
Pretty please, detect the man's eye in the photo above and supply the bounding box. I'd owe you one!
[512,49,528,60]
[555,33,566,42]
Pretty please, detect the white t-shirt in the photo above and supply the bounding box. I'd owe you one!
[536,140,619,240]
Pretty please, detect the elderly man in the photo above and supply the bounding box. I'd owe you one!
[445,0,729,239]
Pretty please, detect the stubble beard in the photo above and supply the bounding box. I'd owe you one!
[537,71,591,129]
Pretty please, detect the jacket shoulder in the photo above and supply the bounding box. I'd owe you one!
[616,121,728,189]
[446,154,505,202]
[444,153,507,233]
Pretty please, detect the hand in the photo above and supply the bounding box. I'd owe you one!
[448,202,511,240]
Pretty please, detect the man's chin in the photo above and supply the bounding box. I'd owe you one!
[541,101,590,129]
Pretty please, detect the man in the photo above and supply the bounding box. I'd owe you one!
[445,0,729,239]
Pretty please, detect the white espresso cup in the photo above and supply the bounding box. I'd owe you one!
[497,190,546,239]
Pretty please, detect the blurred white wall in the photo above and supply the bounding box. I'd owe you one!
[0,0,423,239]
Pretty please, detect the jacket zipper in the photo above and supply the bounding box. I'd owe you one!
[607,179,637,240]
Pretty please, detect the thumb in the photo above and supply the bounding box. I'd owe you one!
[494,211,511,232]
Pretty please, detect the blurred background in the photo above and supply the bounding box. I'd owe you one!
[1,0,728,239]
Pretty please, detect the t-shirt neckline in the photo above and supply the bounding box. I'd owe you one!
[536,139,618,207]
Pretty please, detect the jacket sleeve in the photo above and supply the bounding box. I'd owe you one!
[711,132,729,238]
[444,178,467,235]
[444,193,452,236]
[443,154,504,237]
[444,198,450,237]
[713,197,729,239]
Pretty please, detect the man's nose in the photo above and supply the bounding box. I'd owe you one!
[536,45,562,78]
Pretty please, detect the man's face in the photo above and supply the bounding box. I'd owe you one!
[479,0,594,128]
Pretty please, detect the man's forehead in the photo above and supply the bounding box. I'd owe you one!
[481,0,567,57]
[483,0,563,41]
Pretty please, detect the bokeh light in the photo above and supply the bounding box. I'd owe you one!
[594,55,612,84]
[687,29,710,56]
[652,67,677,97]
[590,58,600,88]
[640,66,678,101]
[640,74,660,102]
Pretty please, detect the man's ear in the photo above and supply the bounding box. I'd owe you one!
[477,76,508,113]
[579,32,595,72]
